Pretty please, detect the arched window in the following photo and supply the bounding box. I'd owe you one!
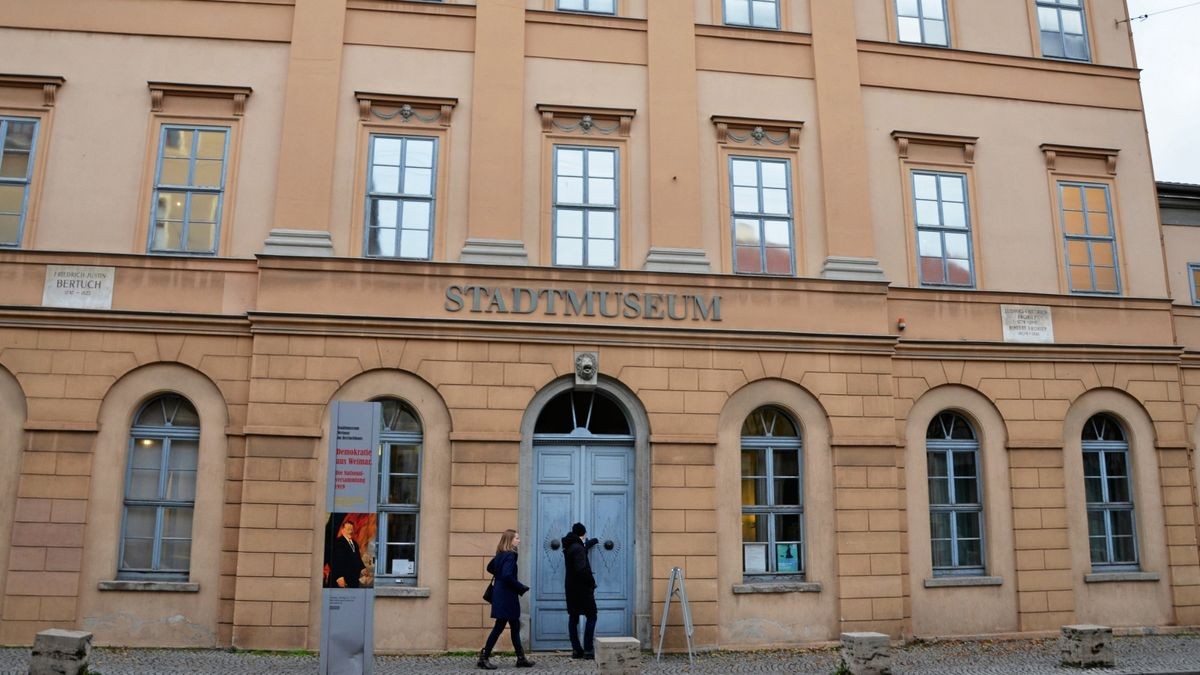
[376,398,422,585]
[740,406,803,577]
[926,411,983,576]
[1082,413,1137,569]
[119,393,199,580]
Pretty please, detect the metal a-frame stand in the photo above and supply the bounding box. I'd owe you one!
[655,566,695,667]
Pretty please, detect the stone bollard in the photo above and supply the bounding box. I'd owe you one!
[30,628,93,675]
[1060,624,1114,668]
[595,636,642,674]
[840,632,892,675]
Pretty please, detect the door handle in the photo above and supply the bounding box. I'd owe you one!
[550,540,561,551]
[603,539,615,551]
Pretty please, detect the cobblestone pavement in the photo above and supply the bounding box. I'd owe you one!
[3,634,1200,674]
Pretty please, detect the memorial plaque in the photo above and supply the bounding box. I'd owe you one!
[1001,304,1054,344]
[42,265,115,309]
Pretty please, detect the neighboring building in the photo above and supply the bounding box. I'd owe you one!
[0,0,1197,654]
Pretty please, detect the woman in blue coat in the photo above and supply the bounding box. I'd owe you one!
[477,529,535,670]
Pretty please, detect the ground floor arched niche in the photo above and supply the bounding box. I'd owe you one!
[517,375,652,646]
[904,384,1017,637]
[0,366,26,640]
[1062,388,1173,628]
[715,378,838,646]
[307,368,452,653]
[77,363,229,647]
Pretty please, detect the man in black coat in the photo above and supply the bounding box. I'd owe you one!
[329,520,366,588]
[562,522,599,659]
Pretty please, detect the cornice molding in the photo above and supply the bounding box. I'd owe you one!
[148,81,252,116]
[537,103,635,137]
[892,130,978,164]
[1041,143,1119,174]
[712,115,803,149]
[0,73,65,107]
[355,92,457,125]
[896,339,1182,363]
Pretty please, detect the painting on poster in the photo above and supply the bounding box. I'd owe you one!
[324,512,377,590]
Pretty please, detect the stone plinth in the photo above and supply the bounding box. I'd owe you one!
[840,631,892,675]
[1060,624,1114,668]
[595,636,642,674]
[30,629,93,675]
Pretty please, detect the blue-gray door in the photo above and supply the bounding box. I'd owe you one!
[529,391,635,649]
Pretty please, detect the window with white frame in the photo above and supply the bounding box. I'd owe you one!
[120,394,199,580]
[0,116,39,247]
[896,0,948,46]
[1059,181,1119,294]
[149,125,229,254]
[927,411,984,576]
[376,398,422,585]
[366,135,437,259]
[557,0,615,14]
[724,0,779,29]
[731,156,794,275]
[913,170,973,287]
[1037,0,1089,61]
[741,406,804,577]
[1190,264,1200,305]
[553,145,618,267]
[1083,413,1137,569]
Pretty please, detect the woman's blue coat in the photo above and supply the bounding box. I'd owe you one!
[486,550,528,621]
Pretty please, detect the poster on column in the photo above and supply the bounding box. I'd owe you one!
[320,402,380,675]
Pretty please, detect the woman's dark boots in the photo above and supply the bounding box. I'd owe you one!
[515,653,536,668]
[476,649,498,670]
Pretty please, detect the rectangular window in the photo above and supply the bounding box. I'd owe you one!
[149,125,229,255]
[897,0,948,46]
[1059,182,1119,294]
[913,171,973,287]
[724,0,779,29]
[553,145,618,267]
[928,443,984,575]
[0,116,39,247]
[1037,0,1089,61]
[1084,445,1137,568]
[1191,263,1200,305]
[557,0,615,14]
[365,134,437,259]
[731,156,794,275]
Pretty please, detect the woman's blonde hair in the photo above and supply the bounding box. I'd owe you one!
[495,529,518,554]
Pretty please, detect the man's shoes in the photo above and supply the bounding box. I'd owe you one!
[570,650,586,659]
[476,650,498,670]
[582,652,595,660]
[515,655,536,668]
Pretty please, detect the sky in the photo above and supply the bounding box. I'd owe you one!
[1125,0,1200,184]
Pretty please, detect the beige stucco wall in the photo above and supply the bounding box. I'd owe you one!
[862,87,1162,296]
[0,28,288,257]
[1163,225,1200,305]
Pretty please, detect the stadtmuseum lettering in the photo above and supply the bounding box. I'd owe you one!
[445,285,722,322]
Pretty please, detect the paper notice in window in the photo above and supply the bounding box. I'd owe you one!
[744,544,767,574]
[391,559,414,576]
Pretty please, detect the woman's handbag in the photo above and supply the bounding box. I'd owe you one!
[482,576,495,603]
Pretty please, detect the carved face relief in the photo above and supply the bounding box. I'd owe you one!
[575,353,597,381]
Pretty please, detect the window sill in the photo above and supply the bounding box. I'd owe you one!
[1085,572,1160,584]
[99,580,199,592]
[732,581,821,594]
[924,576,1002,588]
[375,586,431,598]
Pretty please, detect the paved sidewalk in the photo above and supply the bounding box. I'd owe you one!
[4,634,1200,674]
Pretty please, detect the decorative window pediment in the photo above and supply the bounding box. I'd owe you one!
[538,104,634,137]
[0,74,65,107]
[1041,143,1118,175]
[892,130,978,164]
[355,92,457,127]
[712,116,802,149]
[148,82,252,117]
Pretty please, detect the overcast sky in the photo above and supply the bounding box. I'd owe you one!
[1125,0,1200,184]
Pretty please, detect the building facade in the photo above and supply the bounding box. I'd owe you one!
[1,0,1198,653]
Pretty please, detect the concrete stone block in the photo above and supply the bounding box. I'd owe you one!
[30,628,92,675]
[841,631,892,675]
[1060,624,1114,668]
[595,636,641,674]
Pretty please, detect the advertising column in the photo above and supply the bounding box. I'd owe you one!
[320,402,380,675]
